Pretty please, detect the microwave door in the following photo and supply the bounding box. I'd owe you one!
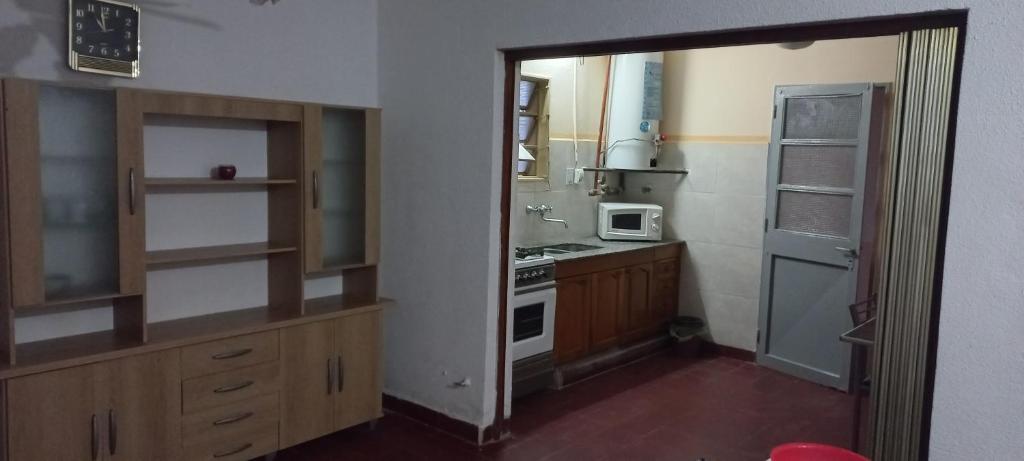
[610,211,644,236]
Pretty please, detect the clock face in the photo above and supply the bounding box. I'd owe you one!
[69,0,139,62]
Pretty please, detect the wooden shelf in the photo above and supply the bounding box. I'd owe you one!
[145,177,297,187]
[18,292,141,313]
[146,242,297,267]
[1,297,392,379]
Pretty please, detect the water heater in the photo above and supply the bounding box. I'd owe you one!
[605,52,664,170]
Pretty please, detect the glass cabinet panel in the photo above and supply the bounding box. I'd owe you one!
[320,108,366,268]
[38,85,119,300]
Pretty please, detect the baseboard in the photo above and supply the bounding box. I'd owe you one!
[382,394,493,446]
[702,342,757,362]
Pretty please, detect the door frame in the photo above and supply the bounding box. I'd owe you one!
[495,10,967,460]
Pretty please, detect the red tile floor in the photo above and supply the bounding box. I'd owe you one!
[276,353,858,461]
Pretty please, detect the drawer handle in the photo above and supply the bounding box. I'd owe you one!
[213,442,253,458]
[212,411,254,426]
[211,348,253,360]
[108,409,117,455]
[90,414,99,461]
[213,380,254,394]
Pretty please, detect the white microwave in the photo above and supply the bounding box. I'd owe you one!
[597,203,663,241]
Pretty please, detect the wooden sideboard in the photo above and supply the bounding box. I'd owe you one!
[0,78,386,460]
[553,243,680,365]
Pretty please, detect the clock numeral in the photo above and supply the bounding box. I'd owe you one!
[124,44,132,53]
[100,5,109,14]
[100,47,109,56]
[87,3,95,13]
[125,18,132,27]
[115,9,121,18]
[124,31,132,39]
[88,45,95,53]
[75,22,83,31]
[75,9,85,17]
[113,49,121,58]
[75,35,83,45]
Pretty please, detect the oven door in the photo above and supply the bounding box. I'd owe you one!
[511,282,557,362]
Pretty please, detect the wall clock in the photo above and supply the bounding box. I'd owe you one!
[68,0,141,78]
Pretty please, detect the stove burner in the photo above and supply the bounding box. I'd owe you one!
[515,246,544,260]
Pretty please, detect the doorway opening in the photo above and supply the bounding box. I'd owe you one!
[495,12,965,461]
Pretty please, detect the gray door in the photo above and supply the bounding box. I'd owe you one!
[757,83,879,391]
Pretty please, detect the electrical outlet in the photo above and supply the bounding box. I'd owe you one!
[565,167,576,185]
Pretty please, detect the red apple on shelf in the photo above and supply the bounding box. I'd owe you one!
[216,165,237,180]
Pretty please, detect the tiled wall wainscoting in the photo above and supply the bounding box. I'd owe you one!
[624,142,768,352]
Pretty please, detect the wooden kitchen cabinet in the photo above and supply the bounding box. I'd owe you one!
[7,363,102,461]
[2,79,145,311]
[622,263,654,343]
[334,310,383,430]
[553,244,682,366]
[303,105,381,273]
[6,349,180,461]
[589,269,625,353]
[554,274,592,364]
[279,310,383,445]
[279,320,337,447]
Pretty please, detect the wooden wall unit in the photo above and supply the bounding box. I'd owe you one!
[0,78,387,460]
[553,243,681,365]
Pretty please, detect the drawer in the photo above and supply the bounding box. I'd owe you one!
[181,331,279,379]
[183,362,280,414]
[183,421,278,461]
[183,392,279,445]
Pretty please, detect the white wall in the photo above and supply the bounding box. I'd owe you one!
[0,0,378,107]
[378,1,1024,458]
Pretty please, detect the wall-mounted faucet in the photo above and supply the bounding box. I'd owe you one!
[526,204,569,229]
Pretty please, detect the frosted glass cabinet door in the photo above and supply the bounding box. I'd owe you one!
[3,80,141,306]
[305,106,379,273]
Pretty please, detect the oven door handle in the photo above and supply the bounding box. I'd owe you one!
[514,281,557,296]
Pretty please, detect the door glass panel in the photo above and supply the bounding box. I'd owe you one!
[784,96,862,139]
[321,108,366,268]
[780,145,857,188]
[776,190,852,238]
[38,85,119,300]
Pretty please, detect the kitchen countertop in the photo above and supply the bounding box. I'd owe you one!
[520,236,684,263]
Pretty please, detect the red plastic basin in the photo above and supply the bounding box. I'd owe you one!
[770,443,869,461]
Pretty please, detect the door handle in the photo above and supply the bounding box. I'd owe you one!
[128,167,137,216]
[835,246,859,258]
[90,414,99,461]
[312,170,320,209]
[327,358,334,395]
[108,409,117,456]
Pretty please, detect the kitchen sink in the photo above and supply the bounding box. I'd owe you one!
[525,243,603,255]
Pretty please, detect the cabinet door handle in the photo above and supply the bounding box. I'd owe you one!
[90,414,99,461]
[128,167,137,216]
[213,443,252,458]
[326,358,334,395]
[212,411,254,426]
[337,355,344,393]
[211,348,253,360]
[312,170,320,209]
[108,409,117,455]
[213,380,254,394]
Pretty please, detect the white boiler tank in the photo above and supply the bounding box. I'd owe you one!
[604,52,664,170]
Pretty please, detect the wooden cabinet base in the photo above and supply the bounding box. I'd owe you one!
[553,244,681,365]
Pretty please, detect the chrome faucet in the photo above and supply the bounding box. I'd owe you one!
[525,204,568,229]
